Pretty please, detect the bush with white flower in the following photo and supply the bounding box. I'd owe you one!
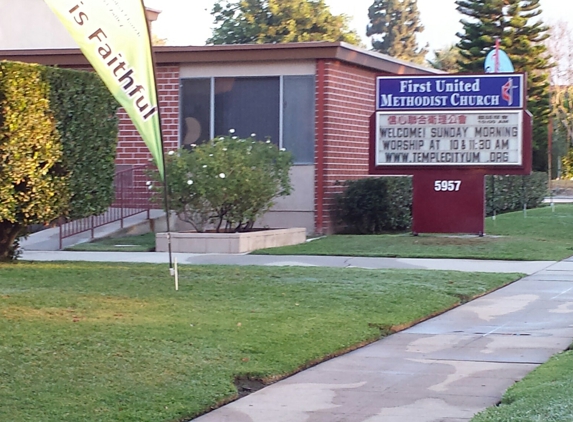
[153,133,293,232]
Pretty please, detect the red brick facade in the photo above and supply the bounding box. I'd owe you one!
[315,60,392,234]
[115,66,180,167]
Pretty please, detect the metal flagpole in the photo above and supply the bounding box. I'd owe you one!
[139,0,174,275]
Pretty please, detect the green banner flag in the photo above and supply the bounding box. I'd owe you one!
[43,0,164,179]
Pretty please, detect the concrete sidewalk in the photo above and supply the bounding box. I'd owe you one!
[21,250,553,275]
[191,259,573,422]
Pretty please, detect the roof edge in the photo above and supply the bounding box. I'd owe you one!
[0,42,442,75]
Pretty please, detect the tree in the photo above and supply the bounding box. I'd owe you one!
[455,0,552,171]
[546,20,573,177]
[152,34,167,46]
[428,44,462,72]
[366,0,427,64]
[207,0,360,45]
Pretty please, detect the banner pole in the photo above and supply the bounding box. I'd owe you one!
[139,1,174,274]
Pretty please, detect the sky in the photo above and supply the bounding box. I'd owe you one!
[145,0,572,55]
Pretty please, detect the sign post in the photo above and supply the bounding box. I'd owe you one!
[370,74,531,235]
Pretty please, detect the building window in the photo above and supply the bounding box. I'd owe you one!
[180,78,211,147]
[180,75,315,164]
[215,77,280,143]
[283,75,315,165]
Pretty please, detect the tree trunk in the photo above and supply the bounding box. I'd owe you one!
[0,221,24,261]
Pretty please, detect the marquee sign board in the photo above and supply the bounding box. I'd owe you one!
[370,73,531,235]
[376,74,525,111]
[375,110,523,167]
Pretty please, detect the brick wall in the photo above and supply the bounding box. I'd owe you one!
[315,60,392,234]
[115,65,180,168]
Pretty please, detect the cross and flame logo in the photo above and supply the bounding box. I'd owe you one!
[501,78,516,106]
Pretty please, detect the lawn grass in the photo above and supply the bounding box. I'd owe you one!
[471,349,573,422]
[254,204,573,261]
[0,261,520,422]
[65,232,156,252]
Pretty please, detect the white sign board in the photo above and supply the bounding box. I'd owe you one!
[375,110,523,166]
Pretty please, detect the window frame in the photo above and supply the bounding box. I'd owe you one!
[179,74,315,163]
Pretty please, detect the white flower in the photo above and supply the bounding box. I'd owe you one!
[146,181,152,186]
[222,148,227,151]
[266,140,271,144]
[219,137,224,141]
[168,150,175,155]
[229,128,236,134]
[187,180,193,185]
[209,154,214,157]
[280,148,286,151]
[147,184,153,190]
[232,136,238,140]
[251,133,256,137]
[190,143,197,148]
[202,165,207,168]
[219,173,226,178]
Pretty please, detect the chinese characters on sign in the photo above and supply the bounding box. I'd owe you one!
[375,111,522,166]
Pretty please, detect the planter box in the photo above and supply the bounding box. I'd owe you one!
[156,228,306,254]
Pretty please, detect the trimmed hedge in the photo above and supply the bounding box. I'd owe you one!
[44,66,119,219]
[0,61,69,259]
[334,177,412,234]
[0,61,119,260]
[485,172,548,216]
[332,173,547,236]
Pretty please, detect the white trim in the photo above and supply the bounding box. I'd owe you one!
[279,75,284,149]
[209,77,215,139]
[180,61,316,78]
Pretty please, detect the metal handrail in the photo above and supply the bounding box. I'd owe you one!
[58,165,154,249]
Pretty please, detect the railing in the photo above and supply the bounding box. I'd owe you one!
[59,165,154,249]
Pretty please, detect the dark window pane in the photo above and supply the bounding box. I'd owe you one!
[283,75,315,164]
[180,79,211,147]
[214,77,280,144]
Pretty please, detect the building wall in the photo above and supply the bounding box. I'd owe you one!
[179,61,317,233]
[316,60,390,234]
[0,0,158,50]
[116,63,317,232]
[115,61,385,235]
[0,0,78,50]
[115,66,180,168]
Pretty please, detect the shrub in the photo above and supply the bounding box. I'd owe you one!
[0,62,69,261]
[154,134,293,232]
[334,177,412,234]
[0,61,119,261]
[44,66,119,219]
[485,172,548,216]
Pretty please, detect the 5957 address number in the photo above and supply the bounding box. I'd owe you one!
[434,180,461,192]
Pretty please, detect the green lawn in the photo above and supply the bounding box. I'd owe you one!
[471,349,573,422]
[67,205,573,261]
[0,262,520,422]
[254,204,573,261]
[65,232,156,252]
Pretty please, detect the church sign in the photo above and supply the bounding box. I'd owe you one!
[375,110,523,167]
[376,74,525,111]
[370,73,531,235]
